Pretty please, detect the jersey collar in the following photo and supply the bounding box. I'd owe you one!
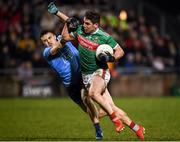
[91,28,99,35]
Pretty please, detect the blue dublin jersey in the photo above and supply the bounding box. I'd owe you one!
[43,42,81,88]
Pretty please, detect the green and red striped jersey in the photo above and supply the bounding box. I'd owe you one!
[74,25,118,74]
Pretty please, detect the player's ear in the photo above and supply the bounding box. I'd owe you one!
[94,23,98,29]
[54,35,57,41]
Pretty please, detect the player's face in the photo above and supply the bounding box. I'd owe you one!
[41,32,58,47]
[83,17,98,34]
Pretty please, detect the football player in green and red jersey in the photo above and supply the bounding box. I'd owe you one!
[47,2,145,140]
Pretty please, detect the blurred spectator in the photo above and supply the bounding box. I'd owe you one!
[18,31,35,61]
[0,46,11,68]
[17,61,33,81]
[124,53,135,73]
[0,0,179,75]
[40,12,58,31]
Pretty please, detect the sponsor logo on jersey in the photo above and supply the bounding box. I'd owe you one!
[77,35,99,51]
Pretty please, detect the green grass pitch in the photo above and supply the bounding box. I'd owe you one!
[0,97,180,141]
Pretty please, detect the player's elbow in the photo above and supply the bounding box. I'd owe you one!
[114,46,124,60]
[119,48,124,58]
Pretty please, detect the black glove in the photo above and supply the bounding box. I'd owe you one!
[98,52,115,62]
[66,17,80,32]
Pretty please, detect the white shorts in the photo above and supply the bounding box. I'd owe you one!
[82,69,111,88]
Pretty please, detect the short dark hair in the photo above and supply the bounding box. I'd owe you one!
[84,11,100,24]
[40,30,54,37]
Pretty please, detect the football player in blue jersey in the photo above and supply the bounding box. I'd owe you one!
[40,28,103,140]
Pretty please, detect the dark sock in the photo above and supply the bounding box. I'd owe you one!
[94,123,102,132]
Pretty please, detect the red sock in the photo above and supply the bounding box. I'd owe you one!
[110,112,124,132]
[130,121,139,132]
[110,112,116,120]
[110,112,121,124]
[130,121,135,128]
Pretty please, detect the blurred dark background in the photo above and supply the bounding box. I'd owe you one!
[145,0,179,16]
[0,0,180,97]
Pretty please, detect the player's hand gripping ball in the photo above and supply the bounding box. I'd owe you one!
[96,44,115,62]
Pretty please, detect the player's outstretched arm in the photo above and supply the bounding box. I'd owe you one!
[48,2,69,22]
[43,39,64,58]
[50,38,64,55]
[61,24,75,41]
[61,24,70,40]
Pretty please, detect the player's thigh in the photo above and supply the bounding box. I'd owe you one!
[68,86,85,106]
[89,75,105,94]
[102,89,115,106]
[89,69,110,94]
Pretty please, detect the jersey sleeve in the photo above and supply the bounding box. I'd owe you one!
[65,41,73,47]
[106,36,119,49]
[43,47,51,59]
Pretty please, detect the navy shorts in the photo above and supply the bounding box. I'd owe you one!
[67,83,83,105]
